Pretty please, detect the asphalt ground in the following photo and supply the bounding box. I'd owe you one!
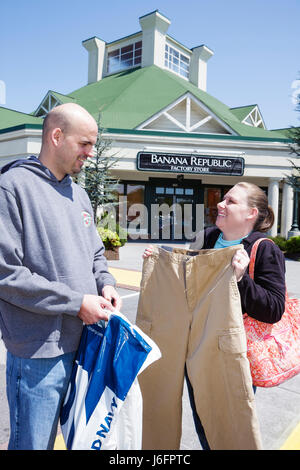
[1,241,300,451]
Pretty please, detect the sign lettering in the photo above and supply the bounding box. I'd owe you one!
[137,152,244,176]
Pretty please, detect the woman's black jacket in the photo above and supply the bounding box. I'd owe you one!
[203,227,286,324]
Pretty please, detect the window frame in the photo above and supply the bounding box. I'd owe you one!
[107,40,142,75]
[164,43,190,80]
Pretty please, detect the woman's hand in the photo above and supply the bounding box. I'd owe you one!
[232,248,250,282]
[143,244,154,258]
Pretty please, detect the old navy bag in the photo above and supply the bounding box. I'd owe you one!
[60,311,161,450]
[243,238,300,387]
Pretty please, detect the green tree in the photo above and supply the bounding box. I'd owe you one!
[287,79,300,185]
[82,120,119,223]
[286,123,300,190]
[285,87,300,233]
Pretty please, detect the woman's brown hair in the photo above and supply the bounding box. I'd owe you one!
[235,182,275,233]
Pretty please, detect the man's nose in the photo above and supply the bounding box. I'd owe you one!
[85,147,94,158]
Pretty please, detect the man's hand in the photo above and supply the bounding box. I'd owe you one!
[102,285,122,311]
[78,294,115,324]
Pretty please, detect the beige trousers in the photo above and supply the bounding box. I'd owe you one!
[136,245,262,450]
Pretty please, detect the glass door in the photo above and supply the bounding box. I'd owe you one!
[150,184,199,240]
[154,190,175,240]
[173,188,194,240]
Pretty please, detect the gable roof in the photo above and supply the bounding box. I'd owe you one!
[0,65,290,141]
[137,92,235,135]
[230,104,266,129]
[33,90,77,117]
[46,91,77,105]
[230,105,257,121]
[68,65,286,139]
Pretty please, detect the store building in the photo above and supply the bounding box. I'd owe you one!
[0,10,296,241]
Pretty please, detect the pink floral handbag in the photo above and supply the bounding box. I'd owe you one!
[243,238,300,387]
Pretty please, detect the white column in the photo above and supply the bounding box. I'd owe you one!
[268,178,280,237]
[82,37,106,84]
[190,45,214,91]
[139,10,170,68]
[281,180,293,238]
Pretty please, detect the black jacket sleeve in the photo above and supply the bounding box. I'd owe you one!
[238,240,286,324]
[202,227,286,324]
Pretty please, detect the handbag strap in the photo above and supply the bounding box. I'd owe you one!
[249,237,289,306]
[248,237,274,280]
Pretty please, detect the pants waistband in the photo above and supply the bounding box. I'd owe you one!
[151,244,243,266]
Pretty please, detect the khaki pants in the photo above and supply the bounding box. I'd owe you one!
[136,245,262,450]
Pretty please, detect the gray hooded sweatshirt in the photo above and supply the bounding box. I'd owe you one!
[0,156,115,358]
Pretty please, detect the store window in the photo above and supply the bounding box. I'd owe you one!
[126,184,146,238]
[109,182,146,237]
[107,183,124,225]
[112,183,125,205]
[107,41,142,74]
[155,187,193,196]
[111,183,144,220]
[204,188,221,226]
[127,184,145,221]
[164,44,190,79]
[204,185,253,227]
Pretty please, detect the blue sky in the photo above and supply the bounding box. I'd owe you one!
[1,0,299,130]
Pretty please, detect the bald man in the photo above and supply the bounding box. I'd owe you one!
[0,103,121,449]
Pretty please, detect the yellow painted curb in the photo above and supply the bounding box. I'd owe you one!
[54,433,66,450]
[109,267,142,289]
[280,421,300,450]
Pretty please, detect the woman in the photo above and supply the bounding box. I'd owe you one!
[143,182,286,449]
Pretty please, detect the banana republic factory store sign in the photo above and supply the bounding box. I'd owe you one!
[137,152,245,176]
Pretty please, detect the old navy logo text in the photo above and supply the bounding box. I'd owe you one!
[91,396,118,450]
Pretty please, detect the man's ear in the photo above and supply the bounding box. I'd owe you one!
[51,127,63,147]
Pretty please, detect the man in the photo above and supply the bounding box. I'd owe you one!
[0,103,121,450]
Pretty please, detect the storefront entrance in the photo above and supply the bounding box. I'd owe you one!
[147,179,203,241]
[114,180,236,241]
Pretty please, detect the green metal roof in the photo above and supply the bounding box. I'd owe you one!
[230,105,257,121]
[270,127,299,138]
[0,65,290,141]
[47,91,76,105]
[32,90,77,116]
[68,65,287,139]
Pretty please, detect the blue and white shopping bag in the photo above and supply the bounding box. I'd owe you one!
[60,312,161,450]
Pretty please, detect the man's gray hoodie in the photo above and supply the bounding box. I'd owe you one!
[0,156,116,358]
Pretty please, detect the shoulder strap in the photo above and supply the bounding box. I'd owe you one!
[249,238,274,279]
